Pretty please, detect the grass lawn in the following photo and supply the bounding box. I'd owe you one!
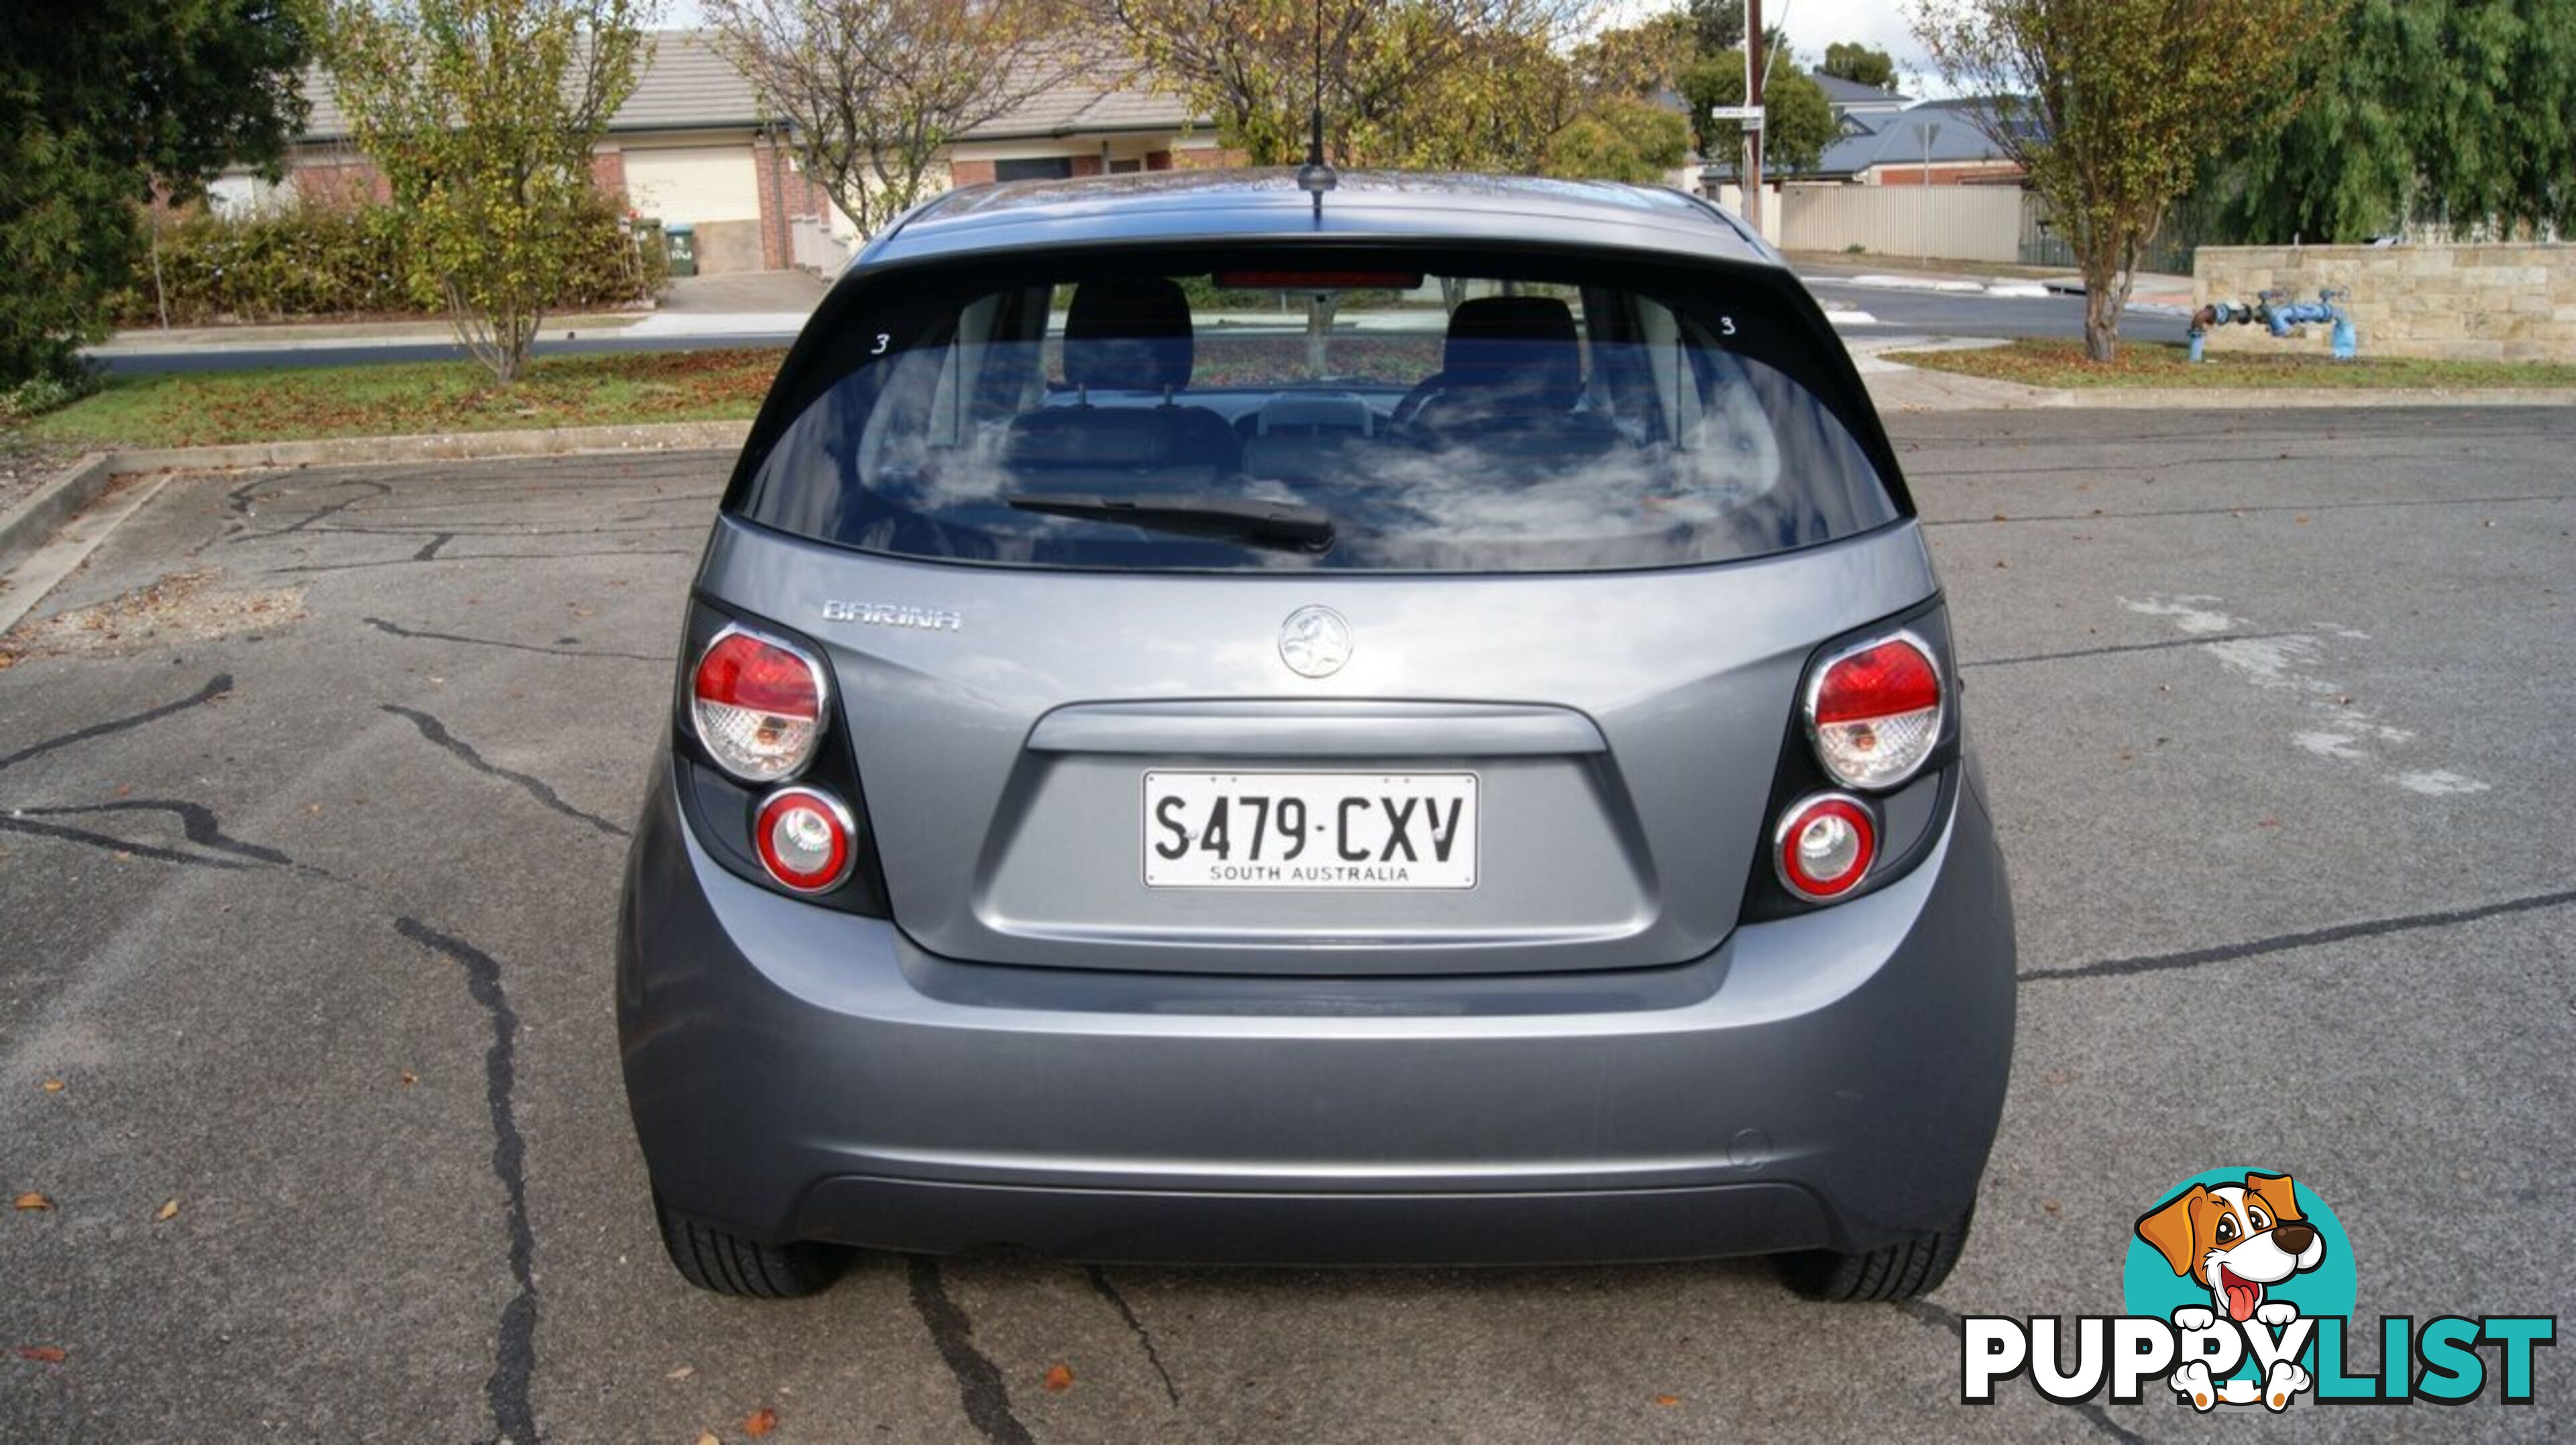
[19,347,786,449]
[1884,337,2576,390]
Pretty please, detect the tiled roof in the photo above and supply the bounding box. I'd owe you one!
[1808,70,1911,106]
[1808,103,2022,176]
[297,30,1196,142]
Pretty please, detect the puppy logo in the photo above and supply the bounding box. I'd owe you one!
[1966,1169,2554,1414]
[2135,1173,2326,1410]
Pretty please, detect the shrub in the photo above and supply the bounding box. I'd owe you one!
[121,189,663,327]
[0,361,101,422]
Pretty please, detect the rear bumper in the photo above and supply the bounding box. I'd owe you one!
[617,755,2016,1264]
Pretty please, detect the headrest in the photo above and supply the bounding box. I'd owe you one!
[1064,276,1195,392]
[1438,296,1582,409]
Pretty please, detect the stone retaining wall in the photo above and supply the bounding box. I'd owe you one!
[2193,244,2576,362]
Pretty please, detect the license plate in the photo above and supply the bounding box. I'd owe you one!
[1142,771,1479,888]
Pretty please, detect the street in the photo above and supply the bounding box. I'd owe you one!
[89,264,2190,376]
[1805,274,2190,346]
[2,409,2570,1441]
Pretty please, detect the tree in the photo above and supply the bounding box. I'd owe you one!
[1913,0,2343,362]
[708,0,1079,242]
[1679,49,1837,175]
[1103,0,1597,168]
[1543,98,1691,182]
[1821,40,1898,90]
[0,1,313,389]
[324,0,649,385]
[1574,10,1697,99]
[1686,0,1746,54]
[2197,0,2575,244]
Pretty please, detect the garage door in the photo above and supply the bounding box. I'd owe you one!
[624,145,761,225]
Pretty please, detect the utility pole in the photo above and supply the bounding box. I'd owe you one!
[1743,0,1765,237]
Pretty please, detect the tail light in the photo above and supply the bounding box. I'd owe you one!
[754,786,857,893]
[692,625,826,782]
[1774,792,1875,901]
[1804,631,1942,791]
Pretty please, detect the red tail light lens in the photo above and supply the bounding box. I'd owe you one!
[692,625,826,782]
[753,786,856,893]
[1775,793,1876,902]
[1805,631,1943,790]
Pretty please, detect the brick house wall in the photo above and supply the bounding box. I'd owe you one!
[288,150,394,207]
[752,131,838,270]
[590,148,629,207]
[1868,162,2025,186]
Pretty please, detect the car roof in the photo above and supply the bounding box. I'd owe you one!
[857,168,1774,270]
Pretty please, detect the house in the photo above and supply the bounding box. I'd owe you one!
[1809,70,1911,134]
[226,32,1220,274]
[1805,97,2027,186]
[1695,73,2017,193]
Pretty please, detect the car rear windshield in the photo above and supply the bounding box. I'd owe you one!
[733,246,1902,572]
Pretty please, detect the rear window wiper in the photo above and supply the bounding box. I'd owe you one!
[1005,493,1336,551]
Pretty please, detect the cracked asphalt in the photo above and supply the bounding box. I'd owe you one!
[2,411,2571,1442]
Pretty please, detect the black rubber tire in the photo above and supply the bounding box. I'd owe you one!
[654,1192,849,1298]
[1775,1203,1975,1303]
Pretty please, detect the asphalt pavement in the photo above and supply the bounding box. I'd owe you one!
[1,411,2570,1440]
[1806,274,2190,345]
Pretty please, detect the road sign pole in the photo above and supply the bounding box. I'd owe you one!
[1746,0,1765,237]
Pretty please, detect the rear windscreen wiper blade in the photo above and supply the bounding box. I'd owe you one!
[1005,493,1336,551]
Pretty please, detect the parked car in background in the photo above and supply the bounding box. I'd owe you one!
[619,170,2016,1301]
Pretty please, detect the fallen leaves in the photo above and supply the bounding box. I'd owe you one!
[695,1434,720,1445]
[1653,1393,1682,1406]
[40,1079,63,1093]
[154,1198,180,1223]
[1,570,305,660]
[14,1346,66,1364]
[12,1191,51,1212]
[665,1364,694,1381]
[744,1405,780,1437]
[398,1070,419,1087]
[1042,1363,1075,1393]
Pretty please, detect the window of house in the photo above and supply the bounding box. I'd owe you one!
[994,157,1076,182]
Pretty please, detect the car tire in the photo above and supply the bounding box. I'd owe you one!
[1774,1203,1974,1303]
[654,1193,849,1298]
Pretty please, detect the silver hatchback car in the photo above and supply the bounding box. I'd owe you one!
[619,171,2015,1301]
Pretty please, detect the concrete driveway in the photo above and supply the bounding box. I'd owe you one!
[1,410,2569,1442]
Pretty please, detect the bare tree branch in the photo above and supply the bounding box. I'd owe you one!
[707,0,1087,240]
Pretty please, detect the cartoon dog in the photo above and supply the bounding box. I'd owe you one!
[2135,1173,2325,1411]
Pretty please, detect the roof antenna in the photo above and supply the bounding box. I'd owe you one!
[1295,0,1336,222]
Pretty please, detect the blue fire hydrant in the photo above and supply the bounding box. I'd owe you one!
[2190,287,2357,361]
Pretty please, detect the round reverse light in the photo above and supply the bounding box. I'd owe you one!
[1775,792,1876,902]
[1805,631,1943,790]
[753,786,855,894]
[693,625,826,782]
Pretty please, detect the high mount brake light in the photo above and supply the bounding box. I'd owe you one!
[1774,792,1876,902]
[753,786,856,894]
[1805,631,1943,791]
[692,625,827,783]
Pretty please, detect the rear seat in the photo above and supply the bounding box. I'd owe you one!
[1006,277,1241,489]
[1401,295,1620,462]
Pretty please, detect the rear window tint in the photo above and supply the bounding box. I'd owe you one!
[735,247,1900,572]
